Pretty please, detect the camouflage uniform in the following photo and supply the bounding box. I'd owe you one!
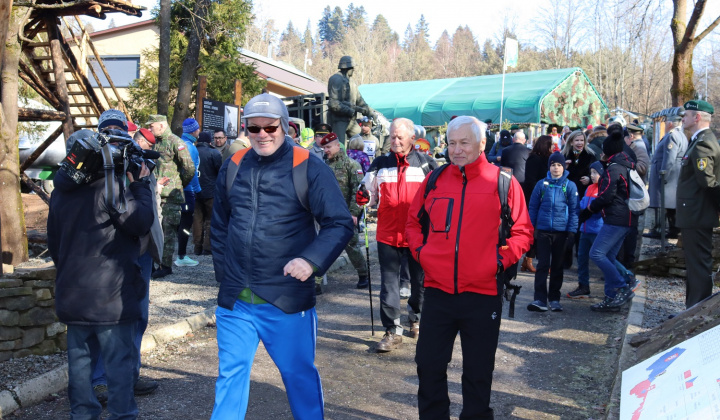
[154,123,196,267]
[326,151,368,278]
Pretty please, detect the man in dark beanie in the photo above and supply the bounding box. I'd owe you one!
[580,124,638,312]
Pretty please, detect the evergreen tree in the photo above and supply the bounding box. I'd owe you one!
[344,3,366,29]
[371,14,398,46]
[317,6,332,43]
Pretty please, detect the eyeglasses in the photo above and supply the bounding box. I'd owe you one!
[247,125,280,134]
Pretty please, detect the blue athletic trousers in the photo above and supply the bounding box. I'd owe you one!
[211,299,324,420]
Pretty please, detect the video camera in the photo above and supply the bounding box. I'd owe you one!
[61,129,156,185]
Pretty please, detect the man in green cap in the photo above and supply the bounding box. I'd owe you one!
[676,100,720,308]
[146,114,196,278]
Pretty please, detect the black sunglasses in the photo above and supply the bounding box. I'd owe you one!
[247,125,280,134]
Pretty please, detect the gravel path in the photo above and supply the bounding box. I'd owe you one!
[1,223,706,415]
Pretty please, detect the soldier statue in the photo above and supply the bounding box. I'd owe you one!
[328,56,373,145]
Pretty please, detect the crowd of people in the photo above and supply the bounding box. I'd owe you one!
[46,82,717,418]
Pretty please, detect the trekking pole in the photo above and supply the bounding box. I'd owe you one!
[363,205,375,336]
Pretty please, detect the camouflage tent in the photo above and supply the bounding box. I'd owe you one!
[358,67,609,127]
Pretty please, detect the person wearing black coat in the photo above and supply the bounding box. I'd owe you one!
[561,130,596,268]
[501,131,530,184]
[583,124,636,312]
[562,130,596,199]
[48,149,155,418]
[193,131,223,255]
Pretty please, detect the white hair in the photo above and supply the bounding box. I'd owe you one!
[390,118,416,137]
[447,116,486,143]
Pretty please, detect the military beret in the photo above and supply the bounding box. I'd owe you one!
[146,114,167,125]
[626,124,644,133]
[319,132,338,146]
[313,123,332,135]
[684,100,714,115]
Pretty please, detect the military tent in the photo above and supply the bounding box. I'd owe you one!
[358,67,609,127]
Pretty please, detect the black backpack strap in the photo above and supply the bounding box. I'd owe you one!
[496,166,521,318]
[418,163,450,243]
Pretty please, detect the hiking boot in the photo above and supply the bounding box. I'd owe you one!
[567,286,591,299]
[591,296,621,312]
[356,276,369,289]
[527,300,548,312]
[134,378,159,396]
[667,229,680,239]
[549,301,563,312]
[521,257,536,273]
[174,255,199,267]
[627,275,641,292]
[610,287,635,307]
[193,245,203,256]
[151,265,172,279]
[376,331,402,353]
[93,384,108,405]
[399,286,411,299]
[409,322,420,339]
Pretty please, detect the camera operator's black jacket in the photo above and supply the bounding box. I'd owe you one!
[47,170,154,325]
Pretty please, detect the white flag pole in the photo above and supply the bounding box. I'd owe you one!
[500,38,507,129]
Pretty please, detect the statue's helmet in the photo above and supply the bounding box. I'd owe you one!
[338,56,355,69]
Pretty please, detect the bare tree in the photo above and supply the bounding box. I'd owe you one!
[670,0,720,105]
[170,0,210,133]
[157,0,171,115]
[0,7,29,266]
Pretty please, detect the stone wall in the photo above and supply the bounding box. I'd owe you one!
[0,263,65,362]
[634,231,720,278]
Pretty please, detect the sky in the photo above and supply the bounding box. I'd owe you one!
[101,0,720,56]
[101,0,545,44]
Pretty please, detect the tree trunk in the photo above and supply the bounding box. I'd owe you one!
[170,0,209,134]
[0,0,13,75]
[156,0,171,115]
[671,48,695,106]
[0,9,29,266]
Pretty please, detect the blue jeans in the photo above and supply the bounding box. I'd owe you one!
[211,300,324,420]
[92,252,151,387]
[589,224,630,298]
[577,232,597,287]
[67,322,138,420]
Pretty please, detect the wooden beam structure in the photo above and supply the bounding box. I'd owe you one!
[19,125,64,173]
[18,107,67,121]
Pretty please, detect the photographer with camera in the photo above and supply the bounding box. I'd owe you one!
[48,109,156,419]
[145,115,196,278]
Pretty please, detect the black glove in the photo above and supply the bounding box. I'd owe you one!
[578,208,593,225]
[496,261,504,275]
[565,232,575,250]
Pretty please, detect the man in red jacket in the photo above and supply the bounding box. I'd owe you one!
[360,117,437,352]
[406,116,533,419]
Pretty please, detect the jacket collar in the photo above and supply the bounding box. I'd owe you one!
[250,139,293,164]
[449,153,490,180]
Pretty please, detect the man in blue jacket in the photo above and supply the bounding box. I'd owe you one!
[210,94,354,419]
[48,127,155,419]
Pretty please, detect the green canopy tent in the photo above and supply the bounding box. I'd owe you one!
[359,67,609,127]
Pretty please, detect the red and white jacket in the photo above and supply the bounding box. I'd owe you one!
[363,150,437,247]
[406,154,534,296]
